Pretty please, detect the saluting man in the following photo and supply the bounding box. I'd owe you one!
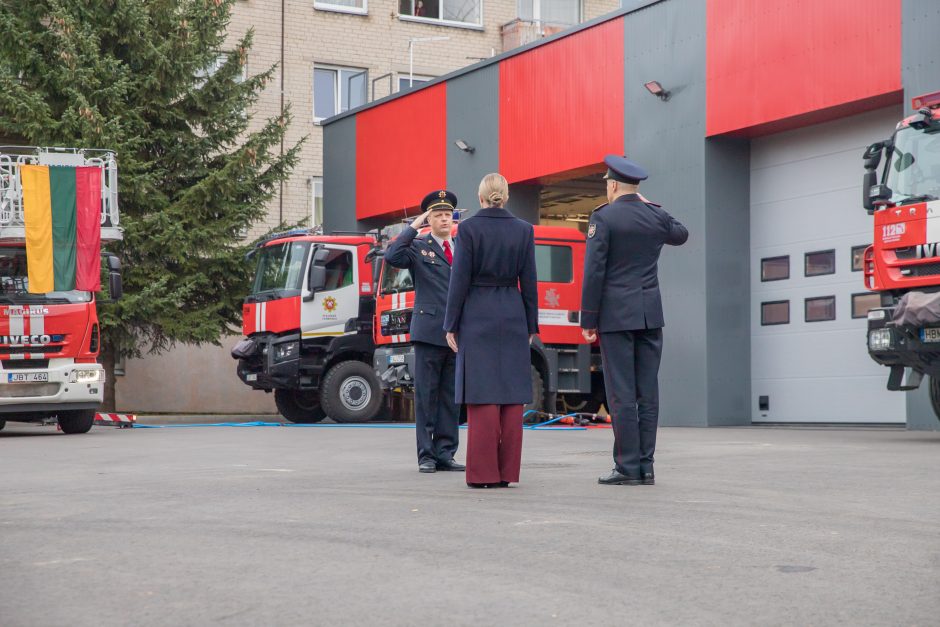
[581,156,688,486]
[384,190,465,474]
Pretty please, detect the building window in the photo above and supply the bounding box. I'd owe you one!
[851,245,870,272]
[761,255,789,282]
[314,65,368,122]
[398,75,433,93]
[399,0,482,26]
[311,177,324,227]
[315,0,367,15]
[518,0,581,26]
[805,296,836,322]
[196,53,247,84]
[805,249,835,277]
[535,244,573,283]
[761,301,789,326]
[852,292,881,319]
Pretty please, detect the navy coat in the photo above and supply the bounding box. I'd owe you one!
[444,207,539,404]
[581,193,688,332]
[384,226,453,347]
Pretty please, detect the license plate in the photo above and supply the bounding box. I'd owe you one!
[246,373,258,382]
[389,354,405,364]
[922,328,940,343]
[7,372,48,383]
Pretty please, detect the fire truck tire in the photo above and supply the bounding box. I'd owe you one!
[57,409,95,434]
[0,419,5,431]
[525,365,545,416]
[929,376,940,422]
[320,361,384,423]
[274,389,327,424]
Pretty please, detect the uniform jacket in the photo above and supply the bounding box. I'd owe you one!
[384,226,453,347]
[444,207,539,404]
[580,193,688,331]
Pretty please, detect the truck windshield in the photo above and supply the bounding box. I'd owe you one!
[885,126,940,204]
[0,249,91,304]
[251,241,310,295]
[380,262,413,294]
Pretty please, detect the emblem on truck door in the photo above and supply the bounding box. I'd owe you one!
[323,296,338,313]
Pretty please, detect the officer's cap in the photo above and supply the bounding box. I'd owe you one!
[603,155,648,184]
[421,189,458,213]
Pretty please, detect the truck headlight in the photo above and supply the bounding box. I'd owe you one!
[273,341,299,362]
[70,368,104,383]
[868,328,894,351]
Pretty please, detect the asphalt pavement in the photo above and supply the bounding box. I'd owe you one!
[1,422,938,626]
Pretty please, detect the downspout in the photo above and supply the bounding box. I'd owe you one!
[279,0,285,223]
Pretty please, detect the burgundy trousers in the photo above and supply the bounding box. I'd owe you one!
[465,404,524,485]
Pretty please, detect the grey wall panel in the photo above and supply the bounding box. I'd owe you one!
[624,0,713,426]
[902,0,940,430]
[322,116,358,234]
[507,184,540,224]
[446,64,500,221]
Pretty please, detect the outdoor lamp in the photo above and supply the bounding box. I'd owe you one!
[454,139,475,154]
[644,80,670,101]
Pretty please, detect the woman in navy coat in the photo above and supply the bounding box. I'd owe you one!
[444,173,539,488]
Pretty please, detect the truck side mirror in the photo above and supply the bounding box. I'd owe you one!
[304,246,330,301]
[862,141,886,214]
[100,253,122,301]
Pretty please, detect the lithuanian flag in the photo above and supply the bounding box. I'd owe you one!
[20,165,102,294]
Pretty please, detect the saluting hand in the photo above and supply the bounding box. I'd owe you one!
[410,209,433,230]
[582,328,597,343]
[446,332,458,353]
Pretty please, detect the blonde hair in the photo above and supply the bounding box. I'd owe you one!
[478,173,509,208]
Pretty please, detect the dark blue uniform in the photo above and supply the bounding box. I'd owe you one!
[581,192,688,480]
[444,207,539,404]
[384,225,460,466]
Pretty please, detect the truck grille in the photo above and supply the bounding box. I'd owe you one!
[3,359,49,369]
[908,262,940,277]
[0,383,59,398]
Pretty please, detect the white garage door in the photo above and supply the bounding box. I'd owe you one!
[750,106,906,423]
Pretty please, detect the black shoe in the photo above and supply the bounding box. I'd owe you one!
[467,482,491,488]
[598,469,642,485]
[496,481,510,488]
[419,460,437,473]
[641,472,655,485]
[436,458,466,471]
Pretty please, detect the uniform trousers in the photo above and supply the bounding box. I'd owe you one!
[465,404,523,484]
[599,328,663,477]
[414,341,460,464]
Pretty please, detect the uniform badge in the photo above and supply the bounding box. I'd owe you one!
[588,223,597,238]
[421,250,428,256]
[438,190,447,198]
[429,251,436,258]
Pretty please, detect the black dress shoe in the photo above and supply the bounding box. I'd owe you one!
[419,461,437,473]
[436,459,466,471]
[598,469,642,485]
[641,472,655,485]
[496,481,510,488]
[467,482,491,488]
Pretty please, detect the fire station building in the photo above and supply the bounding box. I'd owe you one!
[322,0,940,429]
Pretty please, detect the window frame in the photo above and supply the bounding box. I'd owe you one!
[760,255,790,282]
[761,300,790,326]
[397,74,434,93]
[804,249,836,277]
[851,244,870,272]
[311,176,324,228]
[804,295,836,323]
[398,0,484,29]
[313,63,369,124]
[517,0,583,25]
[314,0,368,15]
[851,292,881,319]
[534,243,574,284]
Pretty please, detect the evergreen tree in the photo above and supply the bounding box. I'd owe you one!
[0,0,301,407]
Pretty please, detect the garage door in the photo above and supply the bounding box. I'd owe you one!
[750,106,905,423]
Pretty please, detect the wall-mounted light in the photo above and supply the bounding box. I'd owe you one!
[644,80,670,102]
[454,139,475,154]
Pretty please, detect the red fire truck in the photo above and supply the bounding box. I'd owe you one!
[0,147,123,434]
[374,224,604,415]
[862,90,940,418]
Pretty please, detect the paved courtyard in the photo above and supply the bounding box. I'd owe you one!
[1,422,938,626]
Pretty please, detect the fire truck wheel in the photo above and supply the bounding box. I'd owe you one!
[320,361,384,423]
[929,376,940,422]
[524,365,545,416]
[274,389,327,424]
[57,409,95,434]
[0,419,5,431]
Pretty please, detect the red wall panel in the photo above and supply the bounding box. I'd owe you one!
[356,84,447,220]
[499,19,624,184]
[706,0,902,137]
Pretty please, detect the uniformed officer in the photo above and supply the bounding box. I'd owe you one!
[581,155,688,486]
[384,190,465,473]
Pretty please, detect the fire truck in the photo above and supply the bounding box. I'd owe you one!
[0,147,123,434]
[374,224,604,415]
[862,90,940,419]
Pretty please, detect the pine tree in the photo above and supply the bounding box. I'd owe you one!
[0,0,302,408]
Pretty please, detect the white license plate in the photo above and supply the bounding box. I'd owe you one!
[922,328,940,342]
[246,374,258,382]
[389,354,405,364]
[7,372,48,383]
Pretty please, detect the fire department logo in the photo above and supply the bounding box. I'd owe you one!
[588,223,597,238]
[544,288,560,308]
[323,296,338,313]
[438,190,447,199]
